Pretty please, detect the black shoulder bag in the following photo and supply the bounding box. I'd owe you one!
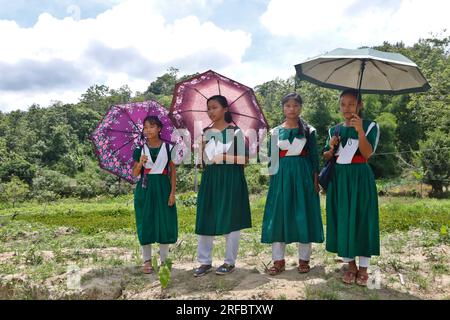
[318,125,341,191]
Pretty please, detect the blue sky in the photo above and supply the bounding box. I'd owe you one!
[0,0,448,112]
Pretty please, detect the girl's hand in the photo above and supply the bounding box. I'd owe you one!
[314,175,320,193]
[139,154,148,165]
[350,113,364,134]
[168,193,176,207]
[329,136,340,150]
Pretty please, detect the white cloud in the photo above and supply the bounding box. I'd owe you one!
[0,0,251,112]
[261,0,449,49]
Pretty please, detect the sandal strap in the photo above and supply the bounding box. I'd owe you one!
[343,269,358,283]
[268,260,285,274]
[357,272,369,280]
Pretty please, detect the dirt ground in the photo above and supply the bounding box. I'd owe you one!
[1,227,448,300]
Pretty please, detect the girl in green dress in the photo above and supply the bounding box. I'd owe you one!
[262,93,324,275]
[323,89,380,286]
[194,95,252,277]
[132,116,177,274]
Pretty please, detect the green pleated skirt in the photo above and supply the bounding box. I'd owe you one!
[196,164,252,235]
[134,174,178,245]
[261,156,324,244]
[326,163,380,257]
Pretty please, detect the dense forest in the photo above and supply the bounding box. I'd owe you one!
[0,35,448,205]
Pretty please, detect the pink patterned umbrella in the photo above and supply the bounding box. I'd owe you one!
[169,70,269,154]
[91,100,185,184]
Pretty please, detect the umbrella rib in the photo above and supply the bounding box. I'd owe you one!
[303,58,350,73]
[324,59,357,83]
[380,61,409,73]
[106,128,138,134]
[110,134,139,155]
[184,84,209,100]
[228,90,250,107]
[217,80,221,95]
[176,110,208,114]
[370,60,394,91]
[122,108,140,132]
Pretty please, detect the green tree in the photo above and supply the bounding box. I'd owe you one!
[419,129,450,198]
[0,155,36,185]
[0,176,30,207]
[370,113,400,178]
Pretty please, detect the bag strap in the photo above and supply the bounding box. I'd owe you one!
[332,124,342,153]
[298,118,311,153]
[165,142,172,173]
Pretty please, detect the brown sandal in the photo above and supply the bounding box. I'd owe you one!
[356,271,369,286]
[342,269,358,284]
[298,260,310,273]
[267,260,285,276]
[143,261,154,274]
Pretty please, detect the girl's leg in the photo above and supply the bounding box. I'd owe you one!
[268,242,286,275]
[159,244,169,263]
[197,235,215,266]
[356,256,371,286]
[272,242,286,261]
[224,230,241,266]
[298,243,312,262]
[342,257,358,284]
[141,244,153,274]
[358,256,370,268]
[342,257,354,263]
[297,243,312,273]
[142,244,152,263]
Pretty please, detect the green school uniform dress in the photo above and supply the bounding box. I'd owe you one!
[195,126,252,236]
[261,123,324,244]
[133,143,177,245]
[325,119,380,258]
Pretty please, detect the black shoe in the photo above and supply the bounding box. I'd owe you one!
[194,264,212,277]
[215,264,235,275]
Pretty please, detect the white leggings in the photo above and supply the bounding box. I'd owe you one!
[197,230,241,266]
[272,242,312,261]
[141,244,169,263]
[342,256,371,268]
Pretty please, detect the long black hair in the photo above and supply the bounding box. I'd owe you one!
[207,95,233,123]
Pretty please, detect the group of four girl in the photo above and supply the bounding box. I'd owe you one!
[132,89,380,286]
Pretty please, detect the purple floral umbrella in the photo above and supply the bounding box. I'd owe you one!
[91,100,186,184]
[169,70,269,155]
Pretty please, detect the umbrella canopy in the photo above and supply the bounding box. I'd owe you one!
[295,48,430,94]
[169,70,269,153]
[91,100,185,184]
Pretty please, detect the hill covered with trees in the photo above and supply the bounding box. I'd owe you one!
[0,36,448,203]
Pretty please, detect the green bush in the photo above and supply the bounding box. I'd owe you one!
[419,129,450,198]
[32,170,76,198]
[245,164,269,194]
[177,192,197,207]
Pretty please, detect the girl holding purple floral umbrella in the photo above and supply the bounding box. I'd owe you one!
[132,116,178,274]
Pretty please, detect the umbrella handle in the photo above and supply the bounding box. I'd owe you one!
[357,60,367,102]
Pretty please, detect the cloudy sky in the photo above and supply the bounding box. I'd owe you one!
[0,0,448,112]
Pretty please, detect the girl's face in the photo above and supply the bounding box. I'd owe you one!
[340,94,361,120]
[207,99,227,123]
[283,98,301,120]
[143,121,161,140]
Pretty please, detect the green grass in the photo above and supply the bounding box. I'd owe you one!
[0,195,448,237]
